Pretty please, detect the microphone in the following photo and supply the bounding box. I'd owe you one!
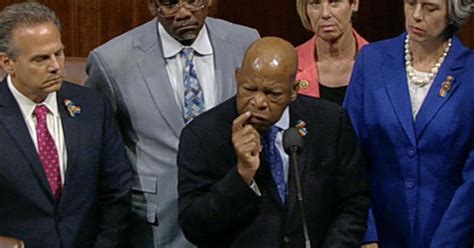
[283,127,303,154]
[283,128,311,248]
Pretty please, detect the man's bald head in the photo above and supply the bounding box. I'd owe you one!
[240,37,298,83]
[235,37,298,132]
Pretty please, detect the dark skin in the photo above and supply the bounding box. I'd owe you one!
[233,37,298,184]
[151,0,212,45]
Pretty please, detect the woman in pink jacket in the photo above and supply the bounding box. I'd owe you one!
[296,0,367,105]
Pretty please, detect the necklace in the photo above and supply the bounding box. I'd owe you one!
[405,34,452,87]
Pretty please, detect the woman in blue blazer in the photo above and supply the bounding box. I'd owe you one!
[344,0,474,247]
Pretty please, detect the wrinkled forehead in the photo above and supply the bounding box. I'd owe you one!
[238,65,295,90]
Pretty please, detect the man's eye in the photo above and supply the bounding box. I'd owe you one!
[159,0,177,5]
[33,57,47,63]
[243,87,256,92]
[267,92,282,98]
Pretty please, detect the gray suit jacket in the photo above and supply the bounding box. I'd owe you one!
[85,17,259,248]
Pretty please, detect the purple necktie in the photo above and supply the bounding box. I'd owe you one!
[35,105,61,200]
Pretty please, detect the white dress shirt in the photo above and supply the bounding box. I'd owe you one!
[8,75,67,185]
[159,23,217,113]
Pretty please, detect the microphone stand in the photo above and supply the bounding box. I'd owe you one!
[288,146,311,248]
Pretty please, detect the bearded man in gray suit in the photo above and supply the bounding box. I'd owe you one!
[85,0,260,247]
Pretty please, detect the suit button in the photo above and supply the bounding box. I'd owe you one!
[283,236,290,243]
[405,179,415,189]
[407,149,416,157]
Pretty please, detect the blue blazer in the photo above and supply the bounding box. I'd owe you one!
[345,33,474,248]
[0,80,133,248]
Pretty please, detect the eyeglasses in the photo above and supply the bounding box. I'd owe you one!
[155,0,207,17]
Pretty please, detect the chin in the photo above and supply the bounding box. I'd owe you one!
[46,81,63,93]
[177,33,198,43]
[255,125,269,133]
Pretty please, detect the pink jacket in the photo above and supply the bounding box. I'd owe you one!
[295,30,368,98]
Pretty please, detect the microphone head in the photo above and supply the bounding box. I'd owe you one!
[283,128,304,154]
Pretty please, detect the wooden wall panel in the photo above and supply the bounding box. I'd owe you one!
[0,0,473,57]
[0,0,153,57]
[218,0,312,46]
[458,16,474,44]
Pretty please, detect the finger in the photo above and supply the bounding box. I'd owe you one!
[233,128,260,148]
[233,134,256,148]
[246,126,261,152]
[238,124,260,139]
[236,142,261,158]
[232,111,252,133]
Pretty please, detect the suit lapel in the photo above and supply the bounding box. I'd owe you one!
[414,37,468,139]
[136,19,184,138]
[207,21,237,103]
[0,80,54,201]
[383,34,417,146]
[56,84,81,192]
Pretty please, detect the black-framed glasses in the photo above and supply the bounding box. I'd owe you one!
[154,0,207,17]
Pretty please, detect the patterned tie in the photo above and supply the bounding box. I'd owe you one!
[35,105,61,200]
[181,47,205,123]
[262,126,287,204]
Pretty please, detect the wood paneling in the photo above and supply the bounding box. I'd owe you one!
[217,0,313,46]
[0,0,473,57]
[0,0,153,57]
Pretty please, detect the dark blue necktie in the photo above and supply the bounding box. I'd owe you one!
[262,126,287,204]
[181,47,205,123]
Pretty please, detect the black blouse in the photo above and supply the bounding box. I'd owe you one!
[319,83,348,106]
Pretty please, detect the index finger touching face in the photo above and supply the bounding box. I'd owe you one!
[232,111,252,132]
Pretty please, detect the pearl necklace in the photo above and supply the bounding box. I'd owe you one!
[405,34,452,87]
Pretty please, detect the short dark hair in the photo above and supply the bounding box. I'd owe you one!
[0,2,61,59]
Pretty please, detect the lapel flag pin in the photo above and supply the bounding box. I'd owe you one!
[439,76,453,97]
[295,120,308,137]
[64,99,81,117]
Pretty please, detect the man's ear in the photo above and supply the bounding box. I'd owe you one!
[290,81,298,102]
[148,0,157,16]
[235,67,241,84]
[351,0,359,12]
[0,53,14,75]
[290,88,298,102]
[293,80,300,92]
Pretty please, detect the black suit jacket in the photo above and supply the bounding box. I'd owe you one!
[178,96,370,247]
[0,79,133,248]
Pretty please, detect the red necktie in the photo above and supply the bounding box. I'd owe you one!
[34,105,61,200]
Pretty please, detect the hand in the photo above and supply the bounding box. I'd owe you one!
[232,111,261,184]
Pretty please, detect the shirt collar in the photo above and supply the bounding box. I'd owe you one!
[274,107,290,131]
[158,22,213,58]
[7,75,60,119]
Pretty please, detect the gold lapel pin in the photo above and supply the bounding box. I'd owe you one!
[439,76,453,97]
[296,80,309,90]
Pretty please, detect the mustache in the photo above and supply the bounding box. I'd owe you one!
[174,20,197,27]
